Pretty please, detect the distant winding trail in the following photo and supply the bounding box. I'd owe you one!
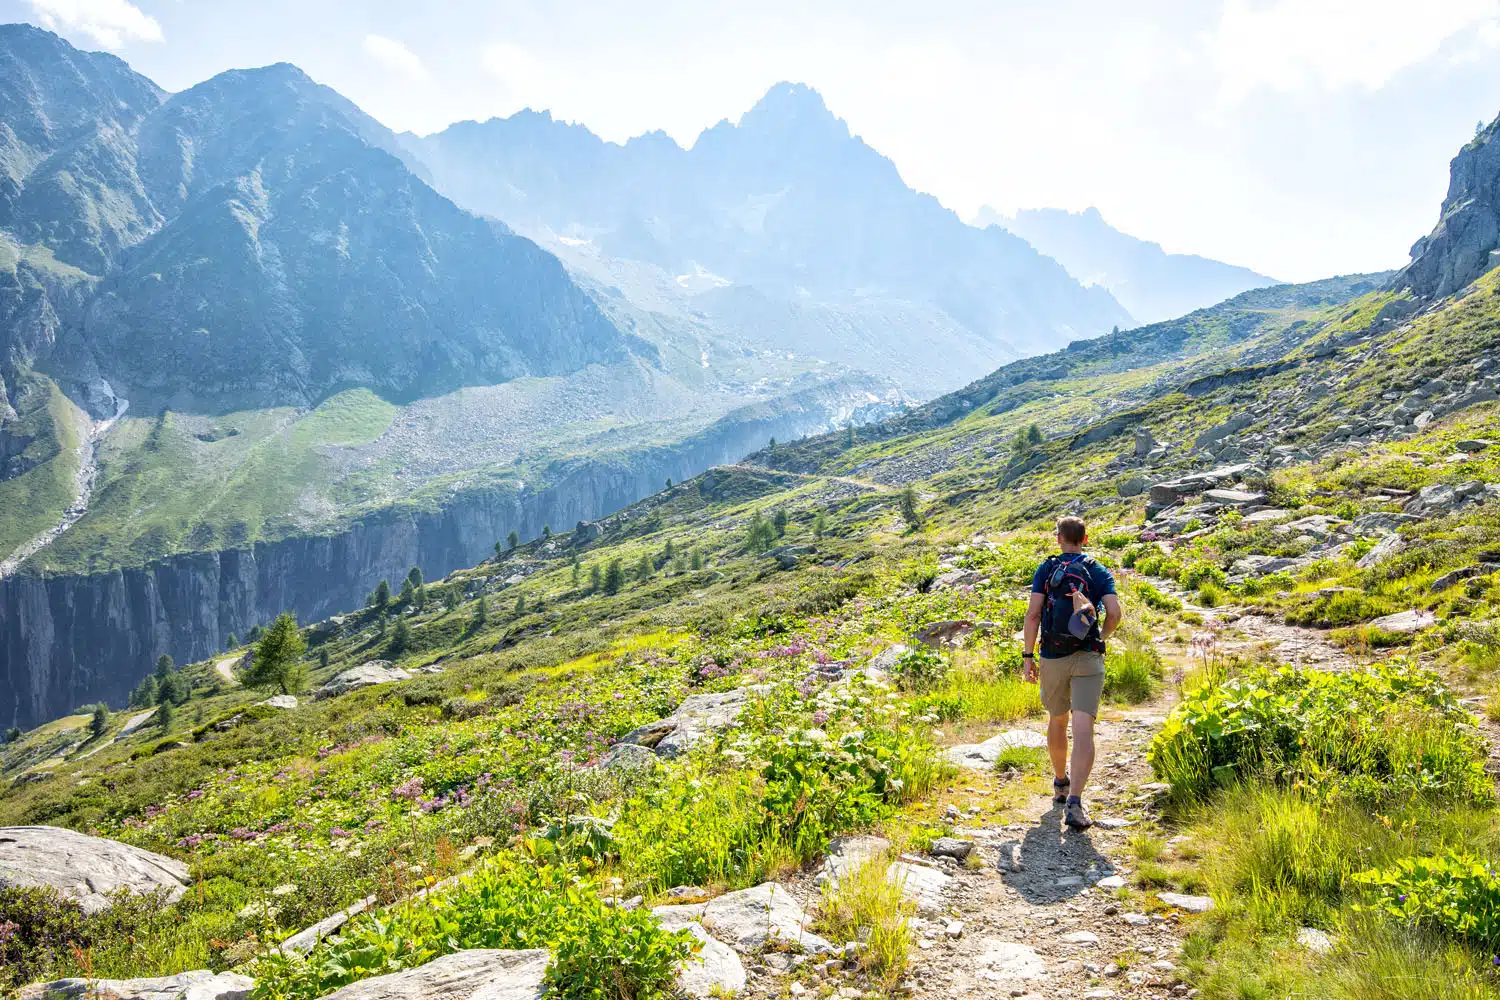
[0,399,127,580]
[720,462,896,494]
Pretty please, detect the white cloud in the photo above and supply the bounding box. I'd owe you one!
[363,34,428,83]
[1207,0,1500,101]
[29,0,162,50]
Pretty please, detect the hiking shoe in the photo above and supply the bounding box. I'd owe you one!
[1052,777,1070,803]
[1064,799,1093,830]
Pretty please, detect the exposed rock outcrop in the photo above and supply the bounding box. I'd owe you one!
[18,971,252,1000]
[1397,115,1500,300]
[0,826,189,913]
[307,950,548,1000]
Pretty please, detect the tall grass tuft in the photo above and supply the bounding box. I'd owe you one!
[816,857,914,988]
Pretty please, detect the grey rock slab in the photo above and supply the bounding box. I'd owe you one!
[1356,534,1403,569]
[597,742,658,771]
[930,837,976,861]
[18,972,253,1000]
[866,643,910,673]
[619,687,764,758]
[1240,508,1291,524]
[945,729,1047,770]
[311,950,548,1000]
[0,826,189,914]
[1297,926,1334,954]
[1202,488,1265,506]
[676,922,746,998]
[1157,892,1215,913]
[652,902,709,929]
[259,694,299,709]
[888,861,953,915]
[1368,609,1438,633]
[1060,930,1100,945]
[976,940,1047,984]
[817,834,892,885]
[280,895,375,956]
[315,661,411,699]
[700,882,834,954]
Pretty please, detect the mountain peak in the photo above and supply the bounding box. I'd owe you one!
[737,81,847,139]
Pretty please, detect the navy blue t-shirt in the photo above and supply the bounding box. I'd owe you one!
[1031,553,1116,658]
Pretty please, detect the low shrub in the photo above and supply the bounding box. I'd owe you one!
[250,862,694,1000]
[1179,561,1229,591]
[1285,590,1395,628]
[1148,662,1489,803]
[1135,582,1183,613]
[1354,853,1500,956]
[1196,581,1227,608]
[892,645,948,693]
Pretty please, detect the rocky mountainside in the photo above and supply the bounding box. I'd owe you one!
[1397,113,1500,301]
[401,83,1132,392]
[983,205,1278,325]
[0,24,635,417]
[0,28,918,728]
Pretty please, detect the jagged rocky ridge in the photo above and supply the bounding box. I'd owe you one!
[1397,112,1500,301]
[0,24,636,417]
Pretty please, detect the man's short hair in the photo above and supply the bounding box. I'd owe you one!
[1056,515,1087,545]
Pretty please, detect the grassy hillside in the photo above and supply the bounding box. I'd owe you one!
[4,270,1500,999]
[0,376,86,564]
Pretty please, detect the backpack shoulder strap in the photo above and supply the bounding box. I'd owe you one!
[1039,555,1060,593]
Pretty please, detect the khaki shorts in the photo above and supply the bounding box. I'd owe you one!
[1039,651,1105,718]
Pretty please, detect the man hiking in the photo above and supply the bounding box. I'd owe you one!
[1022,515,1122,829]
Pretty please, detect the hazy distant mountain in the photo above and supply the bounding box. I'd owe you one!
[401,83,1132,393]
[0,23,634,417]
[978,206,1278,325]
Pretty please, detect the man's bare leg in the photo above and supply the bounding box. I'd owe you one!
[1047,714,1070,782]
[1069,710,1096,796]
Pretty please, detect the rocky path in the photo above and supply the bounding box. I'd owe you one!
[0,399,126,579]
[895,708,1186,1000]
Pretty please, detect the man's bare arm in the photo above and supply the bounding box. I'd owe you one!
[1100,594,1122,640]
[1022,593,1045,680]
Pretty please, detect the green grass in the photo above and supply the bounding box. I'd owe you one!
[0,377,85,563]
[31,389,400,573]
[816,855,915,988]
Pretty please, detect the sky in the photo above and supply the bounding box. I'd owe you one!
[6,0,1500,282]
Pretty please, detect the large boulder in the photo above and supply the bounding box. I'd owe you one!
[310,950,548,1000]
[18,972,252,1000]
[315,661,411,699]
[0,826,190,914]
[674,923,746,998]
[1368,609,1438,634]
[699,882,834,954]
[945,729,1047,770]
[618,687,767,758]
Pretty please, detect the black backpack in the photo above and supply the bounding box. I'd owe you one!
[1040,554,1103,655]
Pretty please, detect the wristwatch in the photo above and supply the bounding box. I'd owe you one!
[1022,652,1035,660]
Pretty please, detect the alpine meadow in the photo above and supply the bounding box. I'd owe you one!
[6,8,1500,1000]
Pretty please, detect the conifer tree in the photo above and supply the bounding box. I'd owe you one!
[243,612,306,695]
[900,487,923,531]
